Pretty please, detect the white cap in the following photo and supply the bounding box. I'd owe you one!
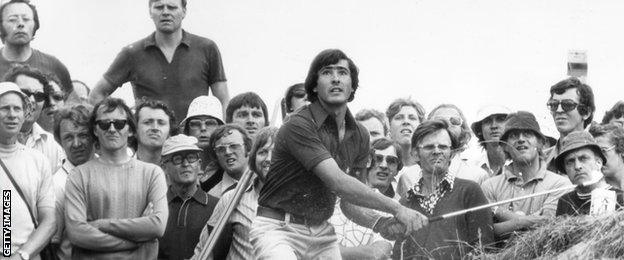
[178,95,223,128]
[0,82,27,99]
[471,105,512,135]
[161,134,203,156]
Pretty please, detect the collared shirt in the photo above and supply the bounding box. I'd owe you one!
[473,149,510,177]
[52,159,76,260]
[480,162,571,216]
[24,123,66,173]
[103,30,227,119]
[208,172,238,199]
[406,173,456,214]
[0,48,72,93]
[193,174,260,260]
[159,186,218,260]
[258,102,370,225]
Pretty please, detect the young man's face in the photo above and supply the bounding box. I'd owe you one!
[481,114,507,143]
[314,59,353,106]
[38,80,65,132]
[549,88,588,136]
[94,107,132,152]
[389,106,420,146]
[413,129,453,176]
[1,3,35,46]
[0,93,25,141]
[368,146,399,191]
[289,90,308,112]
[231,105,265,139]
[163,151,201,186]
[563,147,604,185]
[137,107,170,149]
[594,135,624,179]
[187,115,220,148]
[359,117,385,145]
[59,119,93,166]
[254,138,274,179]
[214,129,248,179]
[15,74,44,127]
[503,130,541,165]
[149,0,186,34]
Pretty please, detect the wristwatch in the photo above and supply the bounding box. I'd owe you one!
[16,250,30,260]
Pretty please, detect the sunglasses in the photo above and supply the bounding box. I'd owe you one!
[418,144,451,153]
[21,89,47,103]
[166,153,200,165]
[188,119,219,129]
[433,116,463,126]
[612,111,624,120]
[49,93,64,102]
[95,119,128,131]
[214,143,244,155]
[373,154,400,168]
[547,99,579,113]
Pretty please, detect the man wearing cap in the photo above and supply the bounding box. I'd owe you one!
[134,99,176,165]
[480,111,571,241]
[554,131,623,216]
[0,82,56,260]
[545,78,596,173]
[158,134,219,260]
[471,105,511,176]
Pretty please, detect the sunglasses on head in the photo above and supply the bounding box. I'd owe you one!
[433,116,463,126]
[21,89,47,103]
[547,99,579,113]
[373,154,400,168]
[95,119,128,131]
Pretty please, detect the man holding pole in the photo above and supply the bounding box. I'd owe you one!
[481,111,571,241]
[250,49,428,259]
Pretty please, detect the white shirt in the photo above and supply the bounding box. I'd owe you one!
[24,123,66,174]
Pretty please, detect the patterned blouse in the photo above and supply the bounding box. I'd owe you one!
[406,174,456,214]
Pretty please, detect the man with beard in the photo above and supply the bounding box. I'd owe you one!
[0,0,72,93]
[51,103,95,260]
[89,0,229,120]
[481,111,570,241]
[134,99,176,165]
[225,92,269,140]
[206,124,252,199]
[64,98,168,259]
[470,105,511,176]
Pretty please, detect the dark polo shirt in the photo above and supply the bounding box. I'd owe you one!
[103,30,226,119]
[0,49,72,93]
[158,186,219,260]
[258,102,370,225]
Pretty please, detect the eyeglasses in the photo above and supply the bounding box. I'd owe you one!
[189,119,219,129]
[166,153,200,165]
[373,154,400,168]
[600,145,616,153]
[95,119,128,131]
[547,99,579,113]
[214,143,244,155]
[418,144,451,153]
[21,89,47,103]
[432,116,463,126]
[612,111,624,120]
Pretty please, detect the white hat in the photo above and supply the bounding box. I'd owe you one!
[471,105,512,134]
[179,95,223,128]
[161,134,203,156]
[0,82,27,100]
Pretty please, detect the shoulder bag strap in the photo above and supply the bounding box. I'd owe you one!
[0,158,38,227]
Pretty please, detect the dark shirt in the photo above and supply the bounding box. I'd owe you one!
[555,188,623,216]
[258,102,370,225]
[103,30,226,120]
[159,186,219,260]
[0,49,72,93]
[393,178,494,260]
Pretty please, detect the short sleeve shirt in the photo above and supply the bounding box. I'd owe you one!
[103,30,227,120]
[0,49,73,93]
[258,102,370,225]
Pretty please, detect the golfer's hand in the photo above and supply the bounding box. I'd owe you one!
[395,206,428,235]
[374,216,406,240]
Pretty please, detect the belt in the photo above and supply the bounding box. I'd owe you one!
[257,206,308,225]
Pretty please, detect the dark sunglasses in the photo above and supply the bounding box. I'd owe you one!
[547,99,579,113]
[49,93,64,102]
[166,153,200,165]
[612,110,624,119]
[95,119,128,131]
[373,154,400,168]
[21,89,47,102]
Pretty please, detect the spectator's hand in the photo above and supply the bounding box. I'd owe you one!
[88,219,107,229]
[395,206,428,235]
[517,215,548,229]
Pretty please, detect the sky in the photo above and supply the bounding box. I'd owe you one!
[19,0,624,136]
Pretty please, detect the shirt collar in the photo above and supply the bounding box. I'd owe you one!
[144,30,191,49]
[408,172,456,199]
[30,123,48,142]
[309,101,357,131]
[167,185,210,205]
[503,161,547,183]
[61,159,75,174]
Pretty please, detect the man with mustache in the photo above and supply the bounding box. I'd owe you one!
[89,0,229,121]
[64,98,168,259]
[225,92,269,140]
[0,0,72,94]
[50,103,95,260]
[545,77,596,174]
[134,99,176,165]
[481,111,570,243]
